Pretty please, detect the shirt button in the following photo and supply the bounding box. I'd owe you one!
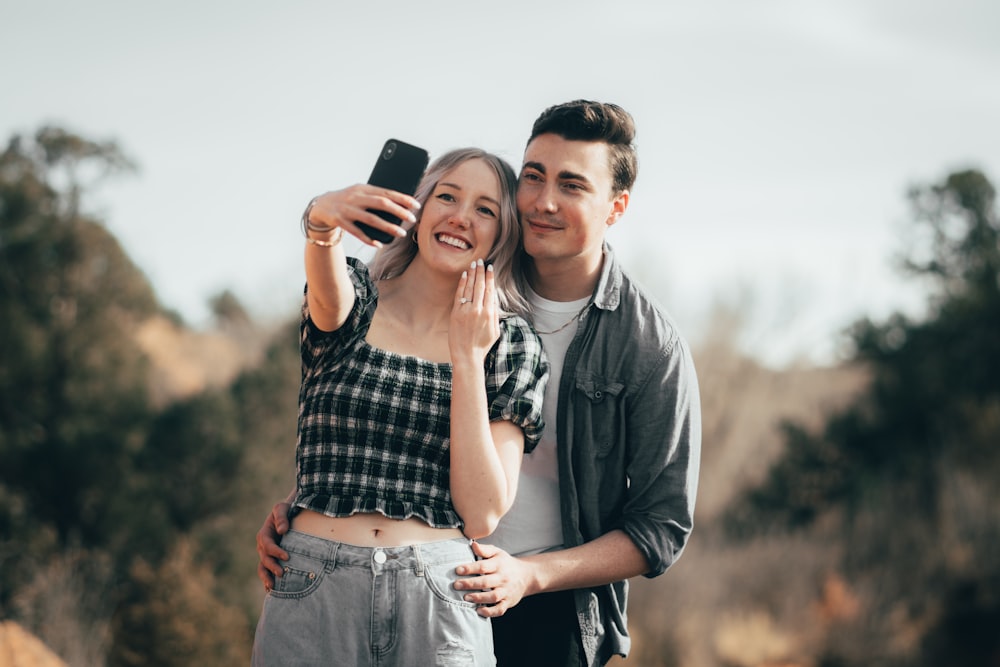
[373,550,387,564]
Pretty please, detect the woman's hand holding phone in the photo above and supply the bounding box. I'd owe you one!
[305,185,421,248]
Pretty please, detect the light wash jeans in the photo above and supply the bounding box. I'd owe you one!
[251,530,495,666]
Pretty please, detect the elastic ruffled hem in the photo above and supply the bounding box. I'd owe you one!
[292,493,462,530]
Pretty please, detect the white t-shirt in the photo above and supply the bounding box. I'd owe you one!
[485,288,589,556]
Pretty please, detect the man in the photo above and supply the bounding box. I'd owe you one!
[257,100,701,666]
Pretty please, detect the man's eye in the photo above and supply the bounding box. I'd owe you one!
[521,172,541,182]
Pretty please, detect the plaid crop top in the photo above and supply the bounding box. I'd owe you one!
[291,258,548,529]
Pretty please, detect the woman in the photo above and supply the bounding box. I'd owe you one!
[251,148,548,666]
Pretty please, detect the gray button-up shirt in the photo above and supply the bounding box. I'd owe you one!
[559,245,701,665]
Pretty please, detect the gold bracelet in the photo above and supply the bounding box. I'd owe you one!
[300,197,320,237]
[306,227,343,247]
[300,197,342,235]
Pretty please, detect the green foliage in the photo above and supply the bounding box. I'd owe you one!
[0,125,300,664]
[727,169,1000,665]
[108,540,252,667]
[732,168,1000,529]
[210,289,252,328]
[0,127,158,550]
[902,170,999,303]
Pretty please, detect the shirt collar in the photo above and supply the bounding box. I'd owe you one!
[590,242,622,312]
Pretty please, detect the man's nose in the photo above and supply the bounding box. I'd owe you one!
[533,184,558,213]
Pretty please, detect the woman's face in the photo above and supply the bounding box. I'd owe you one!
[415,158,502,272]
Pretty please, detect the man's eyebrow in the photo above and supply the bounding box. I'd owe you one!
[522,162,590,184]
[557,169,590,184]
[522,161,546,174]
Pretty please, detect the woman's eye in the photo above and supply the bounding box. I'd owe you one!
[478,206,497,217]
[436,193,456,202]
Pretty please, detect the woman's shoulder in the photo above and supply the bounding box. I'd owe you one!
[494,315,547,376]
[499,314,543,346]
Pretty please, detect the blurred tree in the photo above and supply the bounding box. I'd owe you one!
[731,168,999,527]
[106,315,301,660]
[727,169,1000,665]
[109,539,251,667]
[0,126,158,555]
[194,318,300,617]
[209,288,252,329]
[0,126,290,665]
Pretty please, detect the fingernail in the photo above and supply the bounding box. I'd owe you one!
[477,258,484,267]
[373,241,383,249]
[397,225,409,236]
[462,271,467,279]
[487,264,494,272]
[470,261,476,269]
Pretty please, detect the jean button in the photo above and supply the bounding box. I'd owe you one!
[373,549,387,564]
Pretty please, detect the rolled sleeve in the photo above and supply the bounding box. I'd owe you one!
[618,335,702,577]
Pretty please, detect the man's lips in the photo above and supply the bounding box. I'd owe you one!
[525,218,563,231]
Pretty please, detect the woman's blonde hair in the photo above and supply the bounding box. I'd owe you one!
[368,148,530,316]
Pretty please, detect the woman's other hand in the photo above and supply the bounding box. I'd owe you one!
[449,259,500,365]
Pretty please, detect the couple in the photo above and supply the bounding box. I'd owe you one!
[253,100,702,667]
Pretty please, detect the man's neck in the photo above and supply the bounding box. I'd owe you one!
[526,250,605,303]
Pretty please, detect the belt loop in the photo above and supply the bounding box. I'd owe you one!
[412,544,425,576]
[328,541,341,571]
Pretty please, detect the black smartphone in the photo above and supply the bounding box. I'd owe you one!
[356,139,429,244]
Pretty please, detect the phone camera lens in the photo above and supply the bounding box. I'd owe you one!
[383,142,397,160]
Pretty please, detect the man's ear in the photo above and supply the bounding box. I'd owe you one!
[605,190,630,228]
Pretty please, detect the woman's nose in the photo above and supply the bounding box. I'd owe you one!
[449,205,474,227]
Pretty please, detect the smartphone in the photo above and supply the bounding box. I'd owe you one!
[356,139,429,244]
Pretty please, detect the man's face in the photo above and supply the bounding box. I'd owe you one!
[516,134,627,266]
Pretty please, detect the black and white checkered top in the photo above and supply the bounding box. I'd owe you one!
[290,258,548,530]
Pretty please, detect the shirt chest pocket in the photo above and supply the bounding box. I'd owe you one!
[575,376,626,458]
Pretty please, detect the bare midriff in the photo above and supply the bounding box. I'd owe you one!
[291,509,466,547]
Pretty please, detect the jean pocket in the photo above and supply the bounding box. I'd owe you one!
[419,558,479,610]
[270,549,326,599]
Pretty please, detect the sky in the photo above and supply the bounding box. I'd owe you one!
[3,0,999,367]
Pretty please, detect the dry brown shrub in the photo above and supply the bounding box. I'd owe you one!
[110,539,251,667]
[9,549,113,667]
[0,621,69,667]
[134,315,270,406]
[691,309,867,521]
[608,307,869,667]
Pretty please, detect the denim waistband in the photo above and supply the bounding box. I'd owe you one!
[282,529,474,570]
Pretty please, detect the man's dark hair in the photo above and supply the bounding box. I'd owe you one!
[528,99,638,194]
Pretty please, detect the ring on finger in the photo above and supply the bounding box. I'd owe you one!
[460,298,469,304]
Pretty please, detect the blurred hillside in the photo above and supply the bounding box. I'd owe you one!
[3,127,998,666]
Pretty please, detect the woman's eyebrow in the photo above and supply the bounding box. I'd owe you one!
[439,181,500,207]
